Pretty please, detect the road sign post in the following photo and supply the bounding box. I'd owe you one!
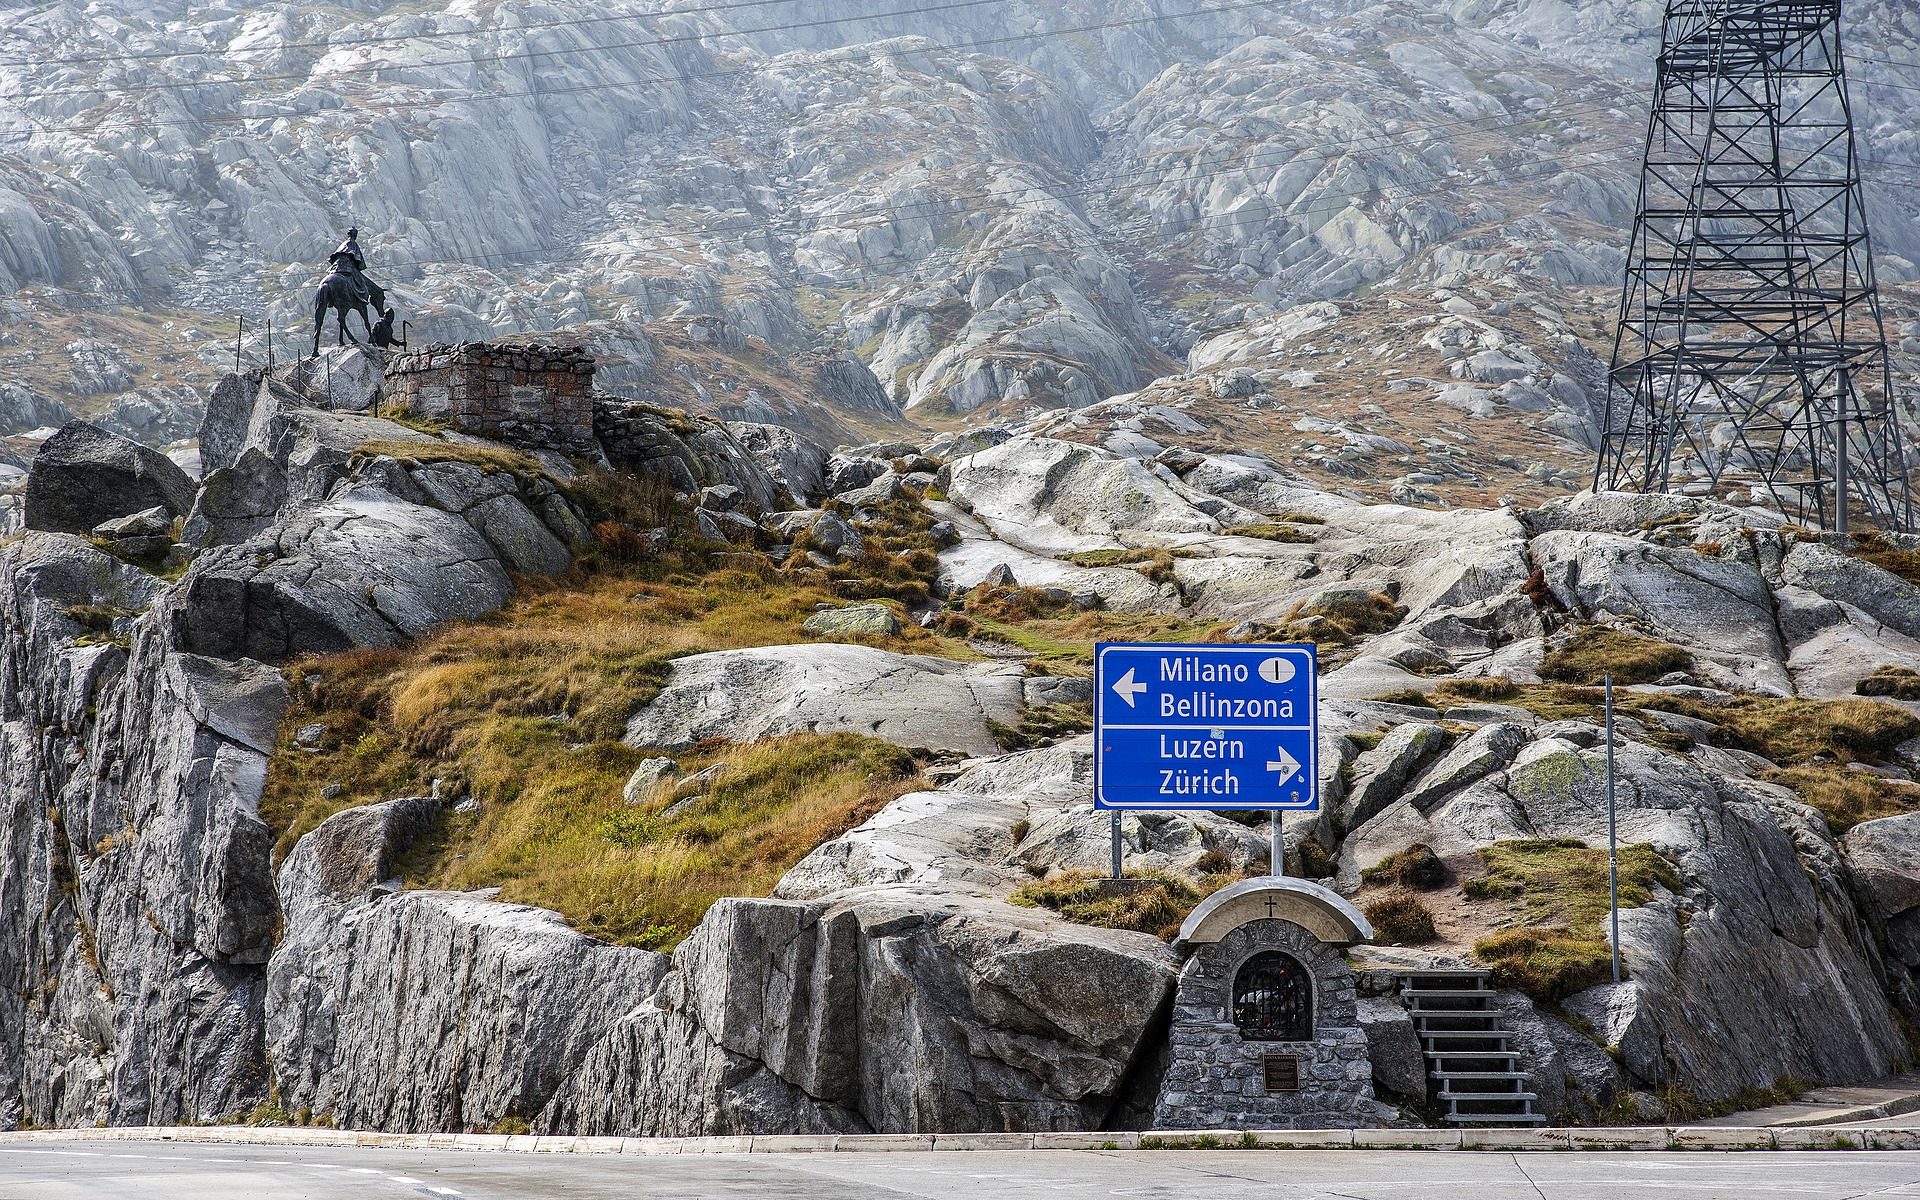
[1095,643,1319,878]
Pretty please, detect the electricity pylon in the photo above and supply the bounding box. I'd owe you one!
[1595,0,1911,533]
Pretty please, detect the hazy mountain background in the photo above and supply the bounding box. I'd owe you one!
[2,0,1917,505]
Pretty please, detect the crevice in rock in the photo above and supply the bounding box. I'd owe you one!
[1099,976,1174,1132]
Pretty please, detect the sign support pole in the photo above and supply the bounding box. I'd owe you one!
[1109,812,1123,880]
[1270,809,1284,877]
[1606,673,1622,984]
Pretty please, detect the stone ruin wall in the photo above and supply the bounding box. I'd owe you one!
[385,342,596,454]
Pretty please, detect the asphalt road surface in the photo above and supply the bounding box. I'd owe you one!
[4,1142,1920,1199]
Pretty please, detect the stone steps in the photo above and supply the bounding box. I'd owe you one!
[1398,969,1546,1127]
[1443,1105,1543,1121]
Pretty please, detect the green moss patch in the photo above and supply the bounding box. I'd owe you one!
[1060,546,1193,583]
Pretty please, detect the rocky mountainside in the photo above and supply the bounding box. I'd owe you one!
[1,0,1916,509]
[4,349,1920,1132]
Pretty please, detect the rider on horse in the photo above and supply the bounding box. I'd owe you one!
[313,226,403,355]
[328,227,372,305]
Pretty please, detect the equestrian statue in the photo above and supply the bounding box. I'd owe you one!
[311,227,406,355]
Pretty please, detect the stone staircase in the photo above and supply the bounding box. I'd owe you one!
[1397,968,1545,1125]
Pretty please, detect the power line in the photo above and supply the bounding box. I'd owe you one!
[0,0,899,71]
[9,0,1278,136]
[364,124,1920,283]
[13,5,1911,291]
[378,63,1920,279]
[10,0,1028,105]
[347,122,1638,277]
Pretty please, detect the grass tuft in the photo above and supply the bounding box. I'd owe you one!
[1765,765,1920,834]
[261,539,965,946]
[1461,838,1676,1002]
[1223,523,1315,543]
[1279,590,1406,648]
[351,438,546,478]
[1009,868,1244,940]
[1649,696,1919,766]
[1473,927,1617,1002]
[1848,530,1920,589]
[1361,843,1449,891]
[1462,838,1679,926]
[1540,626,1693,686]
[380,407,449,435]
[1365,890,1438,944]
[1857,665,1920,701]
[988,703,1093,751]
[1378,681,1920,767]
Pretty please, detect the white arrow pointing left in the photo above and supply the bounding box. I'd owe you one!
[1112,667,1148,708]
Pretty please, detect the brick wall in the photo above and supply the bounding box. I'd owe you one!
[384,342,596,454]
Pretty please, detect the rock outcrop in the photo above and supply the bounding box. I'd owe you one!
[22,421,197,534]
[7,384,1920,1136]
[268,798,671,1132]
[543,892,1176,1136]
[624,644,1026,757]
[0,372,590,1129]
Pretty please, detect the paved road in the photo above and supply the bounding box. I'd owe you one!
[5,1142,1920,1199]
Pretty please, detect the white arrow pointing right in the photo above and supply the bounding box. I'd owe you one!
[1266,747,1301,786]
[1112,667,1148,708]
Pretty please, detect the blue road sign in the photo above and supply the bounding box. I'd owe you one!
[1094,642,1318,812]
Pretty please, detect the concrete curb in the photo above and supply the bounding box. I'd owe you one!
[1771,1091,1920,1129]
[0,1125,1913,1154]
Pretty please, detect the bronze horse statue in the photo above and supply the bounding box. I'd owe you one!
[311,265,387,355]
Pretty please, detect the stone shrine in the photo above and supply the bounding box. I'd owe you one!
[1153,878,1394,1129]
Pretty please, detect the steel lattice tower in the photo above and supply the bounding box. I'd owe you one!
[1595,0,1912,533]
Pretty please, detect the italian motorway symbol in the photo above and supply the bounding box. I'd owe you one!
[1093,642,1319,812]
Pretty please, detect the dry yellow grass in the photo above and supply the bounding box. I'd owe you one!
[1540,626,1693,686]
[350,438,546,477]
[406,732,920,947]
[262,544,963,947]
[1765,766,1920,833]
[1377,681,1920,767]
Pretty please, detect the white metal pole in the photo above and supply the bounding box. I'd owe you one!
[1606,673,1622,984]
[1271,809,1284,877]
